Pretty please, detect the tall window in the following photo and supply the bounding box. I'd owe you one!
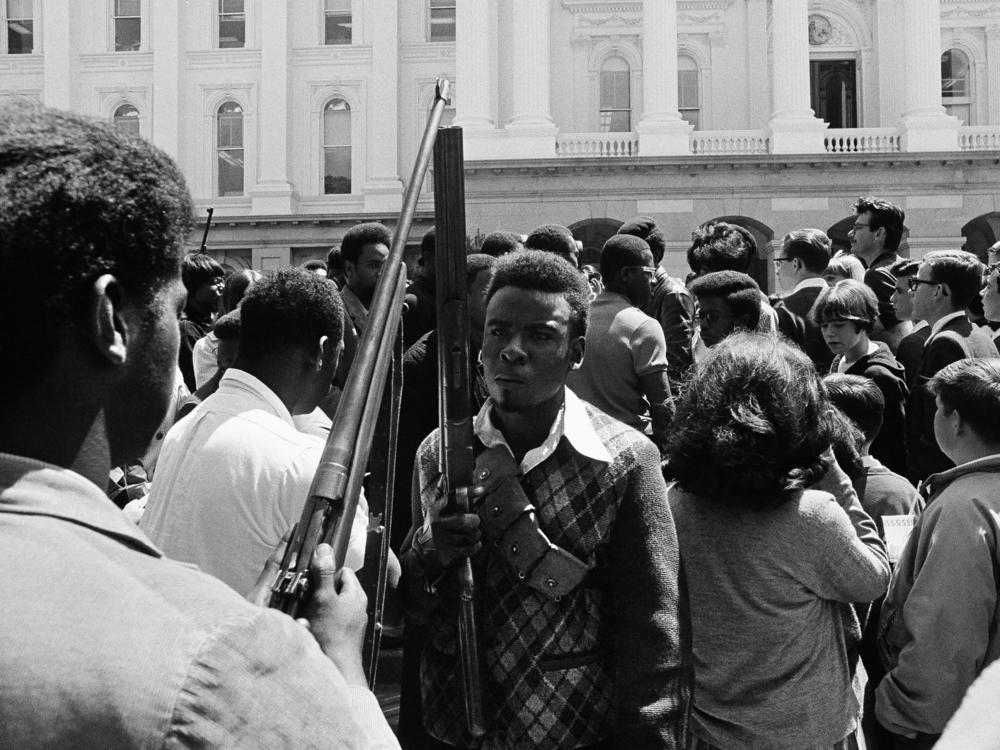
[942,49,971,124]
[5,0,32,54]
[429,0,455,42]
[113,104,140,137]
[599,56,631,132]
[324,0,351,45]
[323,99,351,194]
[217,102,244,197]
[114,0,141,52]
[678,56,700,130]
[218,0,245,49]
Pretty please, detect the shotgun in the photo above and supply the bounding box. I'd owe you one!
[199,207,214,254]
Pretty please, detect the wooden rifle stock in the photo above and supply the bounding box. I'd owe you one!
[433,127,486,738]
[199,207,214,254]
[268,80,452,620]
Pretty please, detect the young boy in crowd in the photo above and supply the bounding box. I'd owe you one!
[688,271,762,350]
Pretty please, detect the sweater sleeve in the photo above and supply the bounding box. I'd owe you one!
[609,439,690,750]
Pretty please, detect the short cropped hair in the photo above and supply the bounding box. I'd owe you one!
[340,222,392,265]
[783,228,832,273]
[890,259,920,278]
[920,250,985,309]
[823,373,885,443]
[689,271,762,329]
[0,103,193,394]
[600,234,651,282]
[618,216,666,264]
[854,196,906,252]
[929,357,1000,444]
[811,280,879,332]
[212,308,242,341]
[421,228,436,257]
[525,224,577,260]
[664,332,833,509]
[326,246,344,273]
[688,221,758,274]
[181,253,225,292]
[466,253,496,287]
[480,231,523,257]
[223,269,262,313]
[238,269,345,358]
[486,250,590,338]
[824,253,865,283]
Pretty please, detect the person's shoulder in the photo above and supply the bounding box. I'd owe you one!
[583,403,659,464]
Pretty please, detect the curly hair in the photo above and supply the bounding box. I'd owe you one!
[687,221,758,275]
[0,102,193,394]
[664,332,833,509]
[479,231,523,257]
[854,196,905,252]
[340,221,392,265]
[600,234,651,283]
[525,224,579,266]
[486,249,590,338]
[689,271,762,330]
[238,269,345,358]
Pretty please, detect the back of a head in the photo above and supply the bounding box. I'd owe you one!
[222,269,263,313]
[238,268,344,359]
[921,249,985,309]
[854,196,906,252]
[480,231,523,257]
[0,103,193,396]
[525,224,578,263]
[212,308,242,342]
[340,221,392,265]
[889,258,919,279]
[823,372,885,444]
[618,216,666,265]
[811,279,879,331]
[689,270,762,329]
[929,357,1000,445]
[783,228,832,273]
[824,253,866,283]
[466,253,497,287]
[665,332,831,508]
[600,234,651,282]
[421,228,436,257]
[687,221,757,275]
[303,259,328,274]
[181,253,224,293]
[326,246,344,273]
[487,250,590,338]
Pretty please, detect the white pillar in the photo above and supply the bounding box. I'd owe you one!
[745,0,769,128]
[986,25,1000,126]
[766,0,826,153]
[503,0,557,158]
[151,1,181,159]
[454,0,493,130]
[636,0,691,156]
[898,0,959,151]
[250,0,297,214]
[363,0,402,211]
[41,0,72,109]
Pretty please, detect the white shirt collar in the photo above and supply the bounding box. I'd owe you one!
[929,310,967,340]
[217,368,295,427]
[473,387,611,474]
[789,277,828,295]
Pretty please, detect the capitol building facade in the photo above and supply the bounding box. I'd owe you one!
[4,0,1000,290]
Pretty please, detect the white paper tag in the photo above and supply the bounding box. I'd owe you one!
[882,515,917,564]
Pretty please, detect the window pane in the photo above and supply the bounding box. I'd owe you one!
[7,19,31,53]
[598,109,630,133]
[600,70,629,109]
[219,16,244,47]
[325,12,351,44]
[323,103,350,144]
[116,0,140,17]
[429,2,455,42]
[115,17,141,51]
[941,49,969,98]
[324,147,351,194]
[218,149,244,196]
[113,104,140,136]
[325,0,350,9]
[220,0,243,13]
[678,69,699,108]
[6,0,30,19]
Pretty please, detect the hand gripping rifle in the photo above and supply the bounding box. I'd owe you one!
[433,126,487,738]
[269,81,451,634]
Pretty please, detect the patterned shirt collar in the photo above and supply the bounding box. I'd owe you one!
[473,387,611,474]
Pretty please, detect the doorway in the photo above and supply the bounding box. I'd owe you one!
[810,60,858,128]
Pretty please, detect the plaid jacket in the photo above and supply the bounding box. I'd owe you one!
[412,403,690,750]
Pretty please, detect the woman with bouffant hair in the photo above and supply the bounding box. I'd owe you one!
[664,332,890,749]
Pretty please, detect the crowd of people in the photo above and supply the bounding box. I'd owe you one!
[2,103,1000,750]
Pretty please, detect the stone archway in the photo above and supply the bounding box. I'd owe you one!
[961,212,1000,262]
[568,217,624,269]
[707,215,775,294]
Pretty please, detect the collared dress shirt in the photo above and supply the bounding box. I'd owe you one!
[0,452,398,749]
[141,368,367,596]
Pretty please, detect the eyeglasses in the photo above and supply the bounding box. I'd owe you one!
[986,261,1000,275]
[907,277,939,292]
[623,266,656,279]
[772,257,795,264]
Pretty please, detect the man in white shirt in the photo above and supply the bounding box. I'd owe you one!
[142,269,368,595]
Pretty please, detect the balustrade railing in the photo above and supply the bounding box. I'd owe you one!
[824,128,900,153]
[690,129,770,155]
[959,126,1000,151]
[555,132,639,157]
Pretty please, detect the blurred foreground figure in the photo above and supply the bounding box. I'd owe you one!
[0,103,397,749]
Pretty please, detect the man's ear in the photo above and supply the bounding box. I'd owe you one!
[314,335,343,374]
[569,335,586,370]
[89,274,128,365]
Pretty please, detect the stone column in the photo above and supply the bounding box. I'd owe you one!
[251,0,297,213]
[745,0,769,128]
[454,0,493,130]
[766,0,826,153]
[986,25,1000,126]
[363,0,402,210]
[504,0,557,158]
[41,0,72,109]
[637,0,691,155]
[151,1,181,159]
[898,0,958,151]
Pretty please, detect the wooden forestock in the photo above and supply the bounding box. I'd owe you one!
[433,127,486,739]
[269,79,452,618]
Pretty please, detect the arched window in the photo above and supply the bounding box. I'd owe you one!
[216,101,244,197]
[678,55,700,130]
[323,99,351,195]
[942,48,971,124]
[599,56,631,132]
[112,103,140,137]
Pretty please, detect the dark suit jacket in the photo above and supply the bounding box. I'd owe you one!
[905,315,999,482]
[775,284,832,373]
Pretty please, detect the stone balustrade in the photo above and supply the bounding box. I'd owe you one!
[824,128,901,154]
[555,132,640,157]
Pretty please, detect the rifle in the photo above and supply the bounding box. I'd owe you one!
[199,207,214,254]
[433,126,486,738]
[268,80,451,626]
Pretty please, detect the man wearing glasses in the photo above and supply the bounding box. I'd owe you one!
[904,250,998,482]
[848,197,909,352]
[568,234,673,454]
[772,228,834,372]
